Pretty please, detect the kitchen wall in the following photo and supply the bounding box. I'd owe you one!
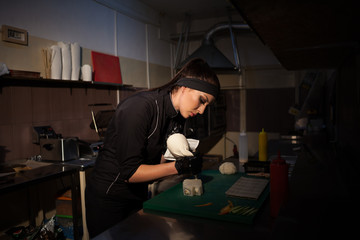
[0,0,173,163]
[0,82,140,161]
[0,0,174,88]
[0,0,298,161]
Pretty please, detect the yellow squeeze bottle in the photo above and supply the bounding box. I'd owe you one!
[258,128,268,161]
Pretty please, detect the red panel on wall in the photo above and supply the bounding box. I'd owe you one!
[91,51,122,84]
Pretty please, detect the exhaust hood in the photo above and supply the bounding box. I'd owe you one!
[178,38,236,70]
[176,23,250,72]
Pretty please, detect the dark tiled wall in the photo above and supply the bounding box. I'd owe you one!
[246,88,295,133]
[0,86,136,162]
[224,88,295,134]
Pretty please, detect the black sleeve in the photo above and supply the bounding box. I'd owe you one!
[111,96,155,181]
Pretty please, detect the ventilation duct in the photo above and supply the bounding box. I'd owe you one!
[176,23,250,72]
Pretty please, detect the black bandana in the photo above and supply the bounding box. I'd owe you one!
[176,78,219,98]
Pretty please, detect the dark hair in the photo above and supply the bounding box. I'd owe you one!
[150,58,220,96]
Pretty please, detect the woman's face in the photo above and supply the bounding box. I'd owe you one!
[178,87,215,119]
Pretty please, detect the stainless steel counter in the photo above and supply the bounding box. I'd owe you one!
[93,157,275,240]
[94,207,275,240]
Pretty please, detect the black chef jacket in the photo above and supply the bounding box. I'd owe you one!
[87,88,184,202]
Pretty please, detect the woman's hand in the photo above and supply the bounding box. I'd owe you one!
[175,154,203,175]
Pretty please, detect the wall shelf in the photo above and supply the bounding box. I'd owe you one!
[0,76,132,89]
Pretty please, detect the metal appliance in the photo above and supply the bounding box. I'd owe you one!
[40,138,79,162]
[33,126,80,161]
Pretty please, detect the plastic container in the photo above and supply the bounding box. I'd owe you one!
[239,132,248,167]
[258,128,268,161]
[270,152,289,217]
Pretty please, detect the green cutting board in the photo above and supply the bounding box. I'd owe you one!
[143,170,269,224]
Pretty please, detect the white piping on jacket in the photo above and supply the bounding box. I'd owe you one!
[147,100,159,139]
[106,100,159,194]
[106,172,121,195]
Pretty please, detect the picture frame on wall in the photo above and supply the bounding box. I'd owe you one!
[1,25,28,46]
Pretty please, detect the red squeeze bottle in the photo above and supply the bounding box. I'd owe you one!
[270,151,289,217]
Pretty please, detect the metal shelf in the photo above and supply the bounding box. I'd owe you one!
[0,76,132,89]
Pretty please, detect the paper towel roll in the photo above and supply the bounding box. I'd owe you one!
[58,41,72,80]
[81,64,92,81]
[71,42,80,80]
[50,45,62,80]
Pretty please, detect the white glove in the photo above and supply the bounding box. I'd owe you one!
[166,133,194,158]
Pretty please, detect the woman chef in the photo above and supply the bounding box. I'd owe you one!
[85,58,220,238]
